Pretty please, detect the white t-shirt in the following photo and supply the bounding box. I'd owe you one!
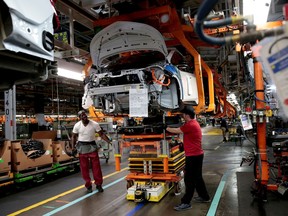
[72,120,102,142]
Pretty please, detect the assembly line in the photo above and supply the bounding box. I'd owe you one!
[1,0,288,215]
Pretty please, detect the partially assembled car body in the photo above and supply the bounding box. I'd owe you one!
[84,21,199,116]
[0,0,57,90]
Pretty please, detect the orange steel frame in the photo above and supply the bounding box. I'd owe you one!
[253,51,269,186]
[253,51,279,193]
[246,17,285,194]
[89,4,238,116]
[91,5,217,115]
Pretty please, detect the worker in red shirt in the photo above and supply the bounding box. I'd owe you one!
[166,106,210,211]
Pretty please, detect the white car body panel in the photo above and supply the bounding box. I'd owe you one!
[0,0,57,90]
[90,21,168,69]
[179,71,199,104]
[1,0,54,61]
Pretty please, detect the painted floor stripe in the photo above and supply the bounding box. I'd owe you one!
[206,169,230,216]
[126,203,145,216]
[42,206,55,209]
[8,167,128,216]
[43,176,126,216]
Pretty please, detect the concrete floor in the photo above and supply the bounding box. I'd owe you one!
[1,125,287,216]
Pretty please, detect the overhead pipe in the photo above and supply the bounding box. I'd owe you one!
[194,0,284,45]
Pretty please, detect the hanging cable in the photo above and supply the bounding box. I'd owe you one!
[56,77,61,139]
[193,0,285,45]
[151,68,171,86]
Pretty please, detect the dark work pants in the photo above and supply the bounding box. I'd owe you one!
[79,151,103,188]
[181,154,210,204]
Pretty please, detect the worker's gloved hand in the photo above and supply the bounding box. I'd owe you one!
[71,148,78,157]
[179,142,184,152]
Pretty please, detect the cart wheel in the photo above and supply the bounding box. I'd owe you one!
[127,180,133,189]
[174,179,185,196]
[174,182,181,196]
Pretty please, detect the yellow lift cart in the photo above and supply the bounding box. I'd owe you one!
[117,116,185,203]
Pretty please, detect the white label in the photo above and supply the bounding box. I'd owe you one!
[129,87,148,117]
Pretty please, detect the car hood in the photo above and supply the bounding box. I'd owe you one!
[90,21,168,69]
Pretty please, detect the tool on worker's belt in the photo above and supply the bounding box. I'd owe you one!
[61,125,71,140]
[62,125,78,158]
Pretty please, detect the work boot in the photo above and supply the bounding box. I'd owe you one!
[96,185,104,192]
[174,203,192,211]
[86,186,92,193]
[193,196,211,203]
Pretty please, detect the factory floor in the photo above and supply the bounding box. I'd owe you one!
[1,125,288,216]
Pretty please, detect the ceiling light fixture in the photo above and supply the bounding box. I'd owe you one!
[57,68,84,81]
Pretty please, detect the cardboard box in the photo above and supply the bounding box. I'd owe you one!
[52,140,76,163]
[32,131,57,140]
[0,140,11,173]
[11,139,53,172]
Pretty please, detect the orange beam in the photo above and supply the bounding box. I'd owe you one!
[115,156,121,171]
[201,59,215,112]
[121,134,164,139]
[125,172,181,182]
[82,56,92,77]
[163,156,169,173]
[256,20,284,30]
[253,51,269,184]
[167,8,205,114]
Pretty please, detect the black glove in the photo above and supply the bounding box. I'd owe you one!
[72,148,78,157]
[66,148,78,157]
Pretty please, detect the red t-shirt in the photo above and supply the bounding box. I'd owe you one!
[180,119,203,156]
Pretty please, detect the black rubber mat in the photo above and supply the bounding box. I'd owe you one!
[237,172,288,216]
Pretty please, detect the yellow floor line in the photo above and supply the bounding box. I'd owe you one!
[8,167,129,216]
[202,128,222,135]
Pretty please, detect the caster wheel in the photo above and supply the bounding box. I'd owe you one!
[127,180,133,189]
